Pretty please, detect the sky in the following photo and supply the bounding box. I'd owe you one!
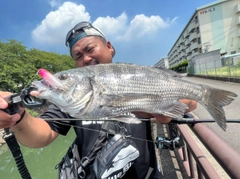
[0,0,217,66]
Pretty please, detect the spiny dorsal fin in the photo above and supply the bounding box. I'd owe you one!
[155,67,183,78]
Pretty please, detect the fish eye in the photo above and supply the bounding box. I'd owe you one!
[58,73,68,80]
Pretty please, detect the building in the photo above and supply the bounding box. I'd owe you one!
[154,57,169,68]
[161,0,240,68]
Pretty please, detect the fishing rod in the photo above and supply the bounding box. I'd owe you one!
[41,117,240,125]
[150,116,240,151]
[170,118,240,124]
[149,118,240,124]
[47,117,240,152]
[2,86,240,178]
[2,87,46,179]
[1,71,46,179]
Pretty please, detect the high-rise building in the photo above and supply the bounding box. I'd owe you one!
[166,0,240,68]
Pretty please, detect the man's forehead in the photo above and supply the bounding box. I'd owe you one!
[78,36,102,45]
[71,37,99,54]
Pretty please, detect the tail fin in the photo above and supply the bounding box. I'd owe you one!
[202,87,237,131]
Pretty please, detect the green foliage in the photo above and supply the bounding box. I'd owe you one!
[196,65,240,77]
[0,39,75,92]
[235,59,240,68]
[169,60,188,72]
[27,109,39,117]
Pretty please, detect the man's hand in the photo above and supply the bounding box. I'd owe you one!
[154,99,197,123]
[0,92,23,128]
[180,99,197,113]
[154,115,172,123]
[134,99,197,123]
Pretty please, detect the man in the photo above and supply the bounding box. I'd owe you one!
[0,21,197,178]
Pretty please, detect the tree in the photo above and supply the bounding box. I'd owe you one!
[169,60,188,73]
[0,39,75,92]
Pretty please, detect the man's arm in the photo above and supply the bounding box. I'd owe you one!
[0,92,58,148]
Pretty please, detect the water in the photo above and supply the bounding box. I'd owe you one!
[0,129,75,179]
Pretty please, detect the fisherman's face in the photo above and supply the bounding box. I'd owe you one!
[70,36,115,67]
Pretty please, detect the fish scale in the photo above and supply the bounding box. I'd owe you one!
[31,63,238,131]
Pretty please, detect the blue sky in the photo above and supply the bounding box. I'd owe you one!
[1,0,216,66]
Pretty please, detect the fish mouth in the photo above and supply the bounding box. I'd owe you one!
[30,80,52,97]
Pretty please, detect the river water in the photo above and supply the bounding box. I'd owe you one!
[0,129,75,179]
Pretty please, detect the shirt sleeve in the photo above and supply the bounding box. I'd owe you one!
[40,104,74,136]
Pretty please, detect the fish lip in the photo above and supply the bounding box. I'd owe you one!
[31,80,52,94]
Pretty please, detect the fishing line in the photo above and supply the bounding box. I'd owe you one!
[42,117,240,144]
[42,118,152,121]
[20,70,40,96]
[42,117,240,123]
[47,119,156,144]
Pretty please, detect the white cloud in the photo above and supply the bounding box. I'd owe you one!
[116,14,172,41]
[171,16,179,23]
[48,0,60,8]
[32,2,177,48]
[93,13,128,38]
[32,2,90,45]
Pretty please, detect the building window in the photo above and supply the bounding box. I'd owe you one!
[194,16,198,23]
[196,27,199,34]
[198,37,201,44]
[231,51,236,54]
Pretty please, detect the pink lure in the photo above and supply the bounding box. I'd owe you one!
[38,68,64,89]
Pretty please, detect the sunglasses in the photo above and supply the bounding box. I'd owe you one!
[65,21,105,48]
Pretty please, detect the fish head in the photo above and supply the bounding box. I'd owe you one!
[31,68,93,114]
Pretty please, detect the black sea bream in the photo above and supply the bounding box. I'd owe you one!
[31,63,237,131]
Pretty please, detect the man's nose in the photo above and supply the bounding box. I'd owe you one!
[82,54,93,65]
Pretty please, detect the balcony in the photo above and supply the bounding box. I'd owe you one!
[184,30,189,38]
[181,51,186,57]
[189,32,197,42]
[187,53,192,60]
[179,45,184,52]
[171,49,176,55]
[190,50,200,59]
[190,42,199,51]
[194,51,200,56]
[177,49,180,54]
[185,39,190,46]
[188,23,195,33]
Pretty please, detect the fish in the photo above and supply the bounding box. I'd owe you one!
[30,63,237,131]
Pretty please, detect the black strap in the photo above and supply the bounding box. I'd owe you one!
[101,121,131,136]
[14,110,26,125]
[77,121,131,178]
[3,128,32,179]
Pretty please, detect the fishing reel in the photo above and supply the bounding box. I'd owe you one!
[3,86,46,115]
[155,136,184,150]
[155,122,185,150]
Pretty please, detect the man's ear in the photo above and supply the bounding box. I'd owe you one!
[106,41,115,57]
